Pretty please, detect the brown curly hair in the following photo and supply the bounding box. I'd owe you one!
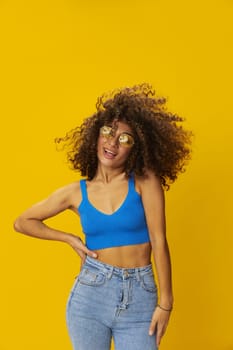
[55,83,192,190]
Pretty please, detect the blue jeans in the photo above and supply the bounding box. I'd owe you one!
[66,256,158,350]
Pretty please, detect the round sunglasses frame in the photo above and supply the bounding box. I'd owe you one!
[99,126,135,148]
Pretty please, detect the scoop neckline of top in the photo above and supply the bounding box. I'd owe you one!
[83,177,132,216]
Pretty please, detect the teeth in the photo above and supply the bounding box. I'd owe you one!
[104,148,116,156]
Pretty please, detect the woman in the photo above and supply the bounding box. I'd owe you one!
[14,83,192,350]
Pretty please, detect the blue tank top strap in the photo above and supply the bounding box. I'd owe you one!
[80,179,88,201]
[128,173,135,191]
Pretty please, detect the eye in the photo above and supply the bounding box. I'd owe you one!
[100,126,112,137]
[118,133,134,147]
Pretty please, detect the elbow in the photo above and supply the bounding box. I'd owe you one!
[13,216,25,233]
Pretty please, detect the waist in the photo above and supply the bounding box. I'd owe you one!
[93,242,151,268]
[85,256,153,278]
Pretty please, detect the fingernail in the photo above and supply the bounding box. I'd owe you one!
[149,330,153,336]
[93,253,97,258]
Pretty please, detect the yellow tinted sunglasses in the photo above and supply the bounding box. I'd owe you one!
[100,126,135,148]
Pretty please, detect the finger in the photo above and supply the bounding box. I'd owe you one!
[81,256,86,267]
[156,325,165,347]
[148,318,157,336]
[84,247,98,258]
[77,249,86,261]
[156,331,162,347]
[76,240,97,258]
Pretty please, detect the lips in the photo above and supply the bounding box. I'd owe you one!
[103,147,117,159]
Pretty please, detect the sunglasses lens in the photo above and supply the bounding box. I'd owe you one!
[100,126,112,137]
[118,133,134,147]
[100,126,134,147]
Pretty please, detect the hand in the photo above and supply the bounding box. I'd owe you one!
[68,234,98,266]
[149,306,172,347]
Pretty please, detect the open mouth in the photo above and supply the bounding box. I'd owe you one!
[104,148,117,158]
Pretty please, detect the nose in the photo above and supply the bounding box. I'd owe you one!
[106,135,118,147]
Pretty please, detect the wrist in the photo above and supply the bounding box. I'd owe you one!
[65,233,79,246]
[156,303,173,312]
[158,296,174,310]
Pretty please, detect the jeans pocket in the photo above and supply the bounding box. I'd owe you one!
[78,267,106,286]
[140,271,157,293]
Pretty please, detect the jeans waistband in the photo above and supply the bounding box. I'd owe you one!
[85,256,153,280]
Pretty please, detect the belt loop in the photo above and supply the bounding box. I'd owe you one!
[107,266,114,280]
[136,269,140,282]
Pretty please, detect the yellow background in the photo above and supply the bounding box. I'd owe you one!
[1,0,233,349]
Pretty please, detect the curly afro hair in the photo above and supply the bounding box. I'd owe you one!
[55,83,192,190]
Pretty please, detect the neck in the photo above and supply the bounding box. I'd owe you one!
[94,164,126,184]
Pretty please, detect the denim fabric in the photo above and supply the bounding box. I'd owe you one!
[66,257,158,350]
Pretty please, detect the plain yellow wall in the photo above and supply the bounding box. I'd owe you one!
[1,0,233,349]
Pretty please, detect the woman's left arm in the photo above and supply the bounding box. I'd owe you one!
[138,170,173,347]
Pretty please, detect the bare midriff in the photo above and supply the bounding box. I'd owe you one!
[93,242,152,268]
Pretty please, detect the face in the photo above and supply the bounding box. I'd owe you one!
[97,121,135,169]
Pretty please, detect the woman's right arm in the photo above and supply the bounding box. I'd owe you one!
[13,182,97,263]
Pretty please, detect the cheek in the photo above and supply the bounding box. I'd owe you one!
[97,137,103,151]
[97,136,107,159]
[120,147,132,160]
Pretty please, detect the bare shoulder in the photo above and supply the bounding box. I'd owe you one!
[134,170,163,194]
[134,170,165,223]
[58,181,81,194]
[53,181,82,209]
[34,180,82,211]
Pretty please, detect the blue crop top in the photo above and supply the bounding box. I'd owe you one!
[78,175,150,250]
